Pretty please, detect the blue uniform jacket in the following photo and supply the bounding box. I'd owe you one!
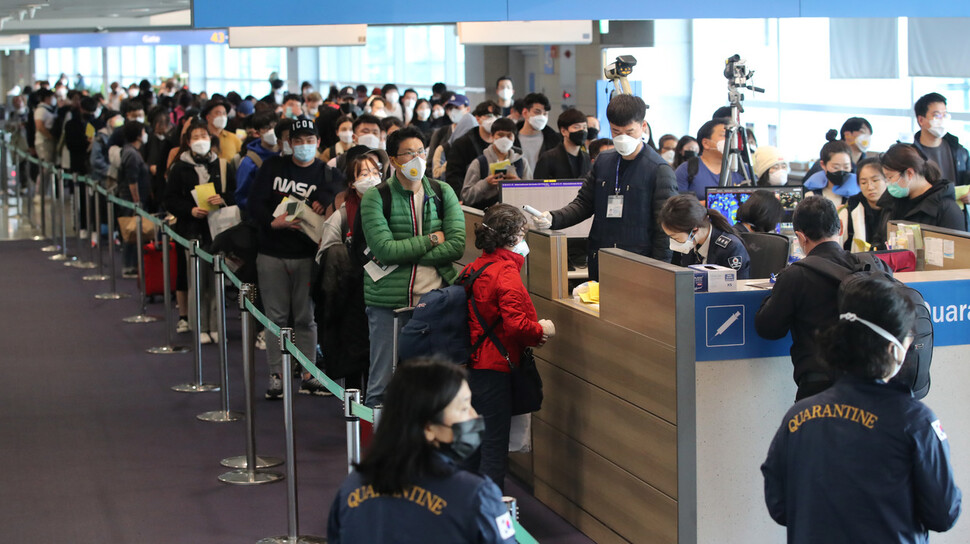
[677,227,751,279]
[762,376,961,544]
[327,452,516,544]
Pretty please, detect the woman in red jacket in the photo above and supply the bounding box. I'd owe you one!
[463,203,556,490]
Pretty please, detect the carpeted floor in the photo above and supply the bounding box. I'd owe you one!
[0,238,593,543]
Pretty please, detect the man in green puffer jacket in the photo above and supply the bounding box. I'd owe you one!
[361,126,466,406]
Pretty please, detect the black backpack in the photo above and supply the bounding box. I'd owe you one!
[350,179,445,267]
[793,253,934,399]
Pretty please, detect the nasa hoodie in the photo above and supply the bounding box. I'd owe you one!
[248,154,345,259]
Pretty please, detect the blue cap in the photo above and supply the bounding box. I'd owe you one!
[447,94,469,108]
[236,100,254,116]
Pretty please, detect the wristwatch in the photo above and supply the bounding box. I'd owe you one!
[429,233,440,247]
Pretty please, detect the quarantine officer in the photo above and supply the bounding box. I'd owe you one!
[658,194,751,279]
[328,358,516,544]
[762,276,961,544]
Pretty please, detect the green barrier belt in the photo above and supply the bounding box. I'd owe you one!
[283,336,346,400]
[244,297,281,337]
[111,197,137,212]
[196,248,215,265]
[513,521,538,544]
[162,224,193,253]
[350,402,373,422]
[222,266,243,290]
[135,206,162,226]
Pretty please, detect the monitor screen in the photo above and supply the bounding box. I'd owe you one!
[705,186,804,226]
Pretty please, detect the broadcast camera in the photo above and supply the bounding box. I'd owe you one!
[604,55,637,95]
[717,54,766,188]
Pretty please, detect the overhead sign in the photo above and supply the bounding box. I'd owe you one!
[695,279,970,362]
[229,25,367,48]
[29,29,228,49]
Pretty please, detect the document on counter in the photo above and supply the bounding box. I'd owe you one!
[944,239,956,260]
[925,236,944,267]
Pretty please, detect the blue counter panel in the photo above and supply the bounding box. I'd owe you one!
[695,279,970,362]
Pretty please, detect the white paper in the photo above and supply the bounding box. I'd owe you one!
[207,205,242,239]
[925,236,944,268]
[272,196,324,244]
[944,239,956,259]
[191,188,200,207]
[362,247,398,282]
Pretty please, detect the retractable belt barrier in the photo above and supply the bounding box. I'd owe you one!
[2,135,539,543]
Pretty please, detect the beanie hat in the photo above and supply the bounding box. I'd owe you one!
[753,146,786,178]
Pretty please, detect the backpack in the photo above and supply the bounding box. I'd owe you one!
[793,253,934,399]
[397,262,495,364]
[350,179,445,267]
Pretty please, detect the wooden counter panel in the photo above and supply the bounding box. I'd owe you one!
[526,230,567,300]
[533,481,629,544]
[533,297,677,423]
[460,207,484,266]
[533,418,678,544]
[598,250,683,345]
[535,359,678,498]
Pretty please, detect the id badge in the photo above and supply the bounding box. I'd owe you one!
[607,194,624,218]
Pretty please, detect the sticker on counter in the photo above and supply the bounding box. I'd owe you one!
[706,304,745,348]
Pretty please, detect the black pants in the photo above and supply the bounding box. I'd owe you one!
[465,368,511,491]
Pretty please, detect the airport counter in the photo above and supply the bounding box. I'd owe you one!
[460,209,970,543]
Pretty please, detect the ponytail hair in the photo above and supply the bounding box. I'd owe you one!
[880,142,942,184]
[659,194,737,236]
[825,129,839,142]
[819,140,851,163]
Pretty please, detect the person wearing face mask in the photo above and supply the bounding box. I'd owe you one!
[755,196,892,400]
[845,157,891,251]
[803,140,860,245]
[304,91,323,120]
[762,276,961,544]
[381,84,403,121]
[803,117,874,182]
[516,93,561,171]
[584,115,600,147]
[328,357,516,544]
[164,119,237,344]
[530,95,678,280]
[672,136,699,169]
[280,93,307,123]
[320,115,355,163]
[659,194,751,278]
[32,88,58,165]
[657,134,678,165]
[401,88,419,125]
[753,146,792,187]
[427,93,469,178]
[676,118,744,200]
[879,143,966,232]
[409,98,434,139]
[495,76,515,117]
[360,127,466,407]
[333,114,391,179]
[445,101,502,196]
[201,99,242,162]
[367,96,389,120]
[248,118,345,399]
[235,111,280,214]
[461,204,555,491]
[116,120,153,276]
[461,118,532,209]
[913,93,970,199]
[142,107,175,213]
[533,108,591,181]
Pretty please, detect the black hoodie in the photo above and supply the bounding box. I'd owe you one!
[882,180,966,232]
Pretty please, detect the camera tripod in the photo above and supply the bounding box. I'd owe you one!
[718,54,764,187]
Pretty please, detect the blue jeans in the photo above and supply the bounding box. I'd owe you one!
[364,306,410,407]
[465,368,512,491]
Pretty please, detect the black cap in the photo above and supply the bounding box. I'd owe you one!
[201,99,228,118]
[290,118,317,138]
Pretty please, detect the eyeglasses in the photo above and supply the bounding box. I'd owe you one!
[929,112,952,121]
[396,148,427,160]
[883,171,901,184]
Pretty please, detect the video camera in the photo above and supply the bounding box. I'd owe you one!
[604,55,637,95]
[723,54,764,94]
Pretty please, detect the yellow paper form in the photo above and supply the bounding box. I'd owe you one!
[955,185,969,210]
[578,281,600,304]
[195,183,217,211]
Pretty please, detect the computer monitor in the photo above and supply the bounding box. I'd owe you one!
[500,179,591,238]
[705,186,804,230]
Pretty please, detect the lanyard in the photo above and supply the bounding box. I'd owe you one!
[614,159,622,195]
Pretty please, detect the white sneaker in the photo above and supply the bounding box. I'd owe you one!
[255,330,267,351]
[199,332,212,345]
[209,331,219,343]
[176,319,190,334]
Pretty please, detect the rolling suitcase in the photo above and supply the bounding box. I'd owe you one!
[143,240,177,298]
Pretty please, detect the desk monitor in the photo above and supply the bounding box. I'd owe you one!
[501,179,591,238]
[705,186,804,228]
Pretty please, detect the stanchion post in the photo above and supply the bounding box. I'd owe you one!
[219,284,284,483]
[122,206,158,323]
[172,240,219,393]
[83,187,109,281]
[67,176,94,268]
[39,165,55,248]
[94,197,129,300]
[502,496,519,522]
[1,135,7,217]
[49,170,73,261]
[372,404,383,431]
[257,329,326,544]
[344,389,362,474]
[147,230,188,354]
[198,255,242,422]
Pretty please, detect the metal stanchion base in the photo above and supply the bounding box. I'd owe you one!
[147,345,189,354]
[197,410,244,422]
[31,235,44,241]
[94,292,130,300]
[171,382,220,393]
[49,254,75,262]
[82,274,110,281]
[40,245,59,252]
[218,469,284,486]
[122,314,160,323]
[220,455,284,469]
[66,260,97,269]
[257,536,327,544]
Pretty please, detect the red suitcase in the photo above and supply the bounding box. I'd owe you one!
[143,240,178,297]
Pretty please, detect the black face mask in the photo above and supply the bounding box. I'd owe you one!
[682,150,698,160]
[586,127,599,141]
[438,416,484,461]
[826,170,849,186]
[568,129,587,147]
[339,103,354,114]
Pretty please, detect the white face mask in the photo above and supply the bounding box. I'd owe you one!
[447,110,465,124]
[354,175,382,194]
[190,139,211,156]
[661,150,676,164]
[358,133,380,150]
[416,108,431,121]
[385,92,399,104]
[715,138,726,155]
[398,156,426,182]
[480,116,497,133]
[511,239,529,257]
[928,118,947,138]
[498,88,514,101]
[668,231,695,254]
[338,130,354,145]
[281,141,293,156]
[403,98,416,111]
[94,106,103,118]
[261,129,277,147]
[612,134,640,157]
[432,108,445,120]
[855,134,872,152]
[372,109,388,119]
[140,132,149,145]
[528,113,548,131]
[768,169,789,186]
[212,115,228,130]
[493,137,514,155]
[134,115,146,124]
